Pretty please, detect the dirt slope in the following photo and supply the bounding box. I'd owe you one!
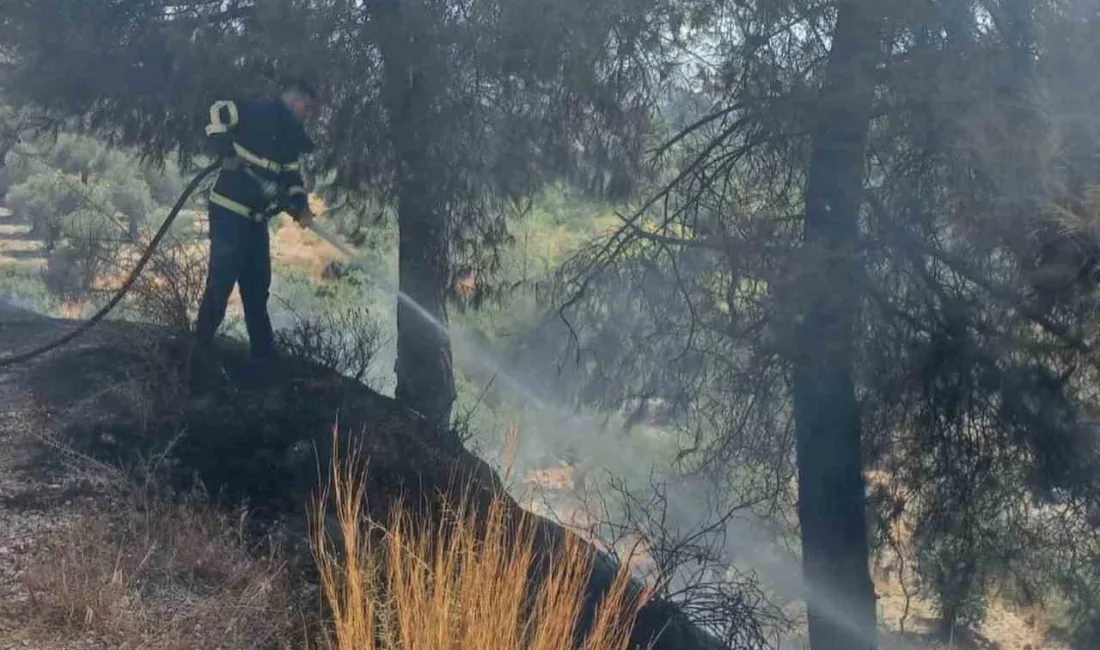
[0,304,724,650]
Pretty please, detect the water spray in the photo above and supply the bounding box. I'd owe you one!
[307,219,555,411]
[306,218,905,649]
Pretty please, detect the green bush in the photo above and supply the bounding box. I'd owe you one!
[6,172,85,250]
[2,130,191,308]
[41,203,119,300]
[142,159,186,206]
[49,133,106,177]
[0,266,56,314]
[0,149,47,195]
[101,170,156,240]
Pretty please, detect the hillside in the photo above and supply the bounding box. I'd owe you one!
[0,302,723,650]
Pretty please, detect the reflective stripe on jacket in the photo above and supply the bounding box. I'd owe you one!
[203,98,314,219]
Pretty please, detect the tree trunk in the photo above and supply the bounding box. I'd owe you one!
[128,214,140,243]
[792,3,882,650]
[393,165,456,426]
[376,1,456,427]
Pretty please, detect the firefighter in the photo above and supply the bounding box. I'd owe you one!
[193,80,318,375]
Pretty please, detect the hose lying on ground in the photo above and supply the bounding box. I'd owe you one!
[0,162,221,368]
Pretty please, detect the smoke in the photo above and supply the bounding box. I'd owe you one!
[290,221,947,648]
[0,292,42,314]
[0,290,53,318]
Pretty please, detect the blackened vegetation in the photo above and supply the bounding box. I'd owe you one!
[16,326,726,650]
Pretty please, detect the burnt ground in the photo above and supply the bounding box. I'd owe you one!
[0,302,724,650]
[0,302,123,649]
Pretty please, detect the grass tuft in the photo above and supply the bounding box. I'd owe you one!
[311,429,652,650]
[20,494,304,649]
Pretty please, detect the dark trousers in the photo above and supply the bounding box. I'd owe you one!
[195,206,277,359]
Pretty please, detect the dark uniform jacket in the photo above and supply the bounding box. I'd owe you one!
[204,98,314,220]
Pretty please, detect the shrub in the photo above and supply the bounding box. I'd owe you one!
[41,205,121,300]
[48,132,107,177]
[0,148,47,195]
[0,266,57,314]
[101,171,156,241]
[126,233,210,334]
[6,172,84,250]
[920,534,991,639]
[275,304,382,383]
[44,244,101,301]
[141,159,186,207]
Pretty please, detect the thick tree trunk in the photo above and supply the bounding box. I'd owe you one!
[792,3,882,650]
[376,1,456,427]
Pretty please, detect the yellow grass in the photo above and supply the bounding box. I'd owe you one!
[310,431,653,650]
[19,497,302,649]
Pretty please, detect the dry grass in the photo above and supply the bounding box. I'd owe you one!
[20,495,306,649]
[310,432,653,650]
[272,213,344,282]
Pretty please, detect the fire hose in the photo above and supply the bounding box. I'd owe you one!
[304,218,358,260]
[0,162,221,368]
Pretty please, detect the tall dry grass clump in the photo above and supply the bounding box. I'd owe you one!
[310,433,652,650]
